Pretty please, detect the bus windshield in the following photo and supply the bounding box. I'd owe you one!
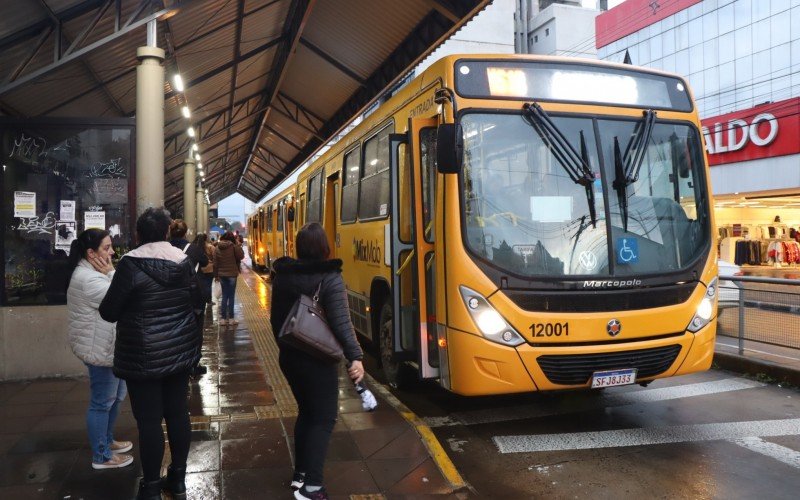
[461,112,710,278]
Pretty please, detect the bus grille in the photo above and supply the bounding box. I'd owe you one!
[536,345,682,385]
[504,283,696,312]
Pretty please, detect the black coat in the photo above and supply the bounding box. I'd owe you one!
[170,238,209,269]
[270,257,363,362]
[99,256,200,380]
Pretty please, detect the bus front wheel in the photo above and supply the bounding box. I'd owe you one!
[379,302,402,388]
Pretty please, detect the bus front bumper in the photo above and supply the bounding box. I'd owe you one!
[445,321,717,396]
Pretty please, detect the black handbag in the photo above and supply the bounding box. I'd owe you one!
[278,281,344,363]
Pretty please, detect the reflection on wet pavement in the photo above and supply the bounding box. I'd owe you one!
[0,266,463,499]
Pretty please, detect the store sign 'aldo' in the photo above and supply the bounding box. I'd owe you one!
[700,97,800,166]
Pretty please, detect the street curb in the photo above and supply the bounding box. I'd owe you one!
[713,351,800,386]
[363,372,470,493]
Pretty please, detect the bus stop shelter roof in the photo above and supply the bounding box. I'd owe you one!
[0,0,491,208]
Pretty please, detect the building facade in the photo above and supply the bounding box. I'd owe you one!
[597,0,800,268]
[515,0,603,57]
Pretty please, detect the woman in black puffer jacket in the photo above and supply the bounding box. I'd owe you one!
[270,223,364,500]
[99,207,200,500]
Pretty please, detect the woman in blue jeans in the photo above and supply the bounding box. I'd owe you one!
[67,229,133,470]
[214,231,244,325]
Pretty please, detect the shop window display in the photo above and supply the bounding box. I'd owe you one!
[1,123,134,305]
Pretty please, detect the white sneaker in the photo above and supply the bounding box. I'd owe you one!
[109,440,132,454]
[92,453,133,469]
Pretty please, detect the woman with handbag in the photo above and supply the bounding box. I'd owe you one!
[270,222,364,500]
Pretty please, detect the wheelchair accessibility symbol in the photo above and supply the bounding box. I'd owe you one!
[616,238,639,264]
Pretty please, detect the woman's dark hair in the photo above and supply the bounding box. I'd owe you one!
[68,228,110,271]
[137,207,172,245]
[296,222,330,260]
[193,232,208,246]
[169,219,188,239]
[220,231,236,243]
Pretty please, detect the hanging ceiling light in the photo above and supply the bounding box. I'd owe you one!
[181,106,191,118]
[192,143,199,151]
[187,127,195,138]
[173,74,184,92]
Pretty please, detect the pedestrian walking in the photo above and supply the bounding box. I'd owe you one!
[99,207,202,500]
[270,222,365,500]
[195,232,215,305]
[214,231,244,326]
[66,228,133,470]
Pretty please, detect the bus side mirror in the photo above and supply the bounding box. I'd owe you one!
[436,123,463,174]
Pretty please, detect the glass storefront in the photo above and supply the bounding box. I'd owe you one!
[0,119,135,306]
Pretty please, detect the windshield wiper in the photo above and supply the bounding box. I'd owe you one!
[612,109,656,232]
[522,102,597,228]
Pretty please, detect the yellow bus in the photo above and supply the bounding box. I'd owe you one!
[249,54,718,395]
[251,184,297,272]
[246,210,267,270]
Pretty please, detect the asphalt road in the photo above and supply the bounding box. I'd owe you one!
[376,367,800,499]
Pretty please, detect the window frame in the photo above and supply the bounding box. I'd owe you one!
[357,122,394,222]
[339,144,361,225]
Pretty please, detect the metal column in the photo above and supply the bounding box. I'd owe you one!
[196,183,206,235]
[183,155,196,236]
[135,22,165,214]
[203,199,210,234]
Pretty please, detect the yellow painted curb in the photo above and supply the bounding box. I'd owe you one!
[364,373,468,491]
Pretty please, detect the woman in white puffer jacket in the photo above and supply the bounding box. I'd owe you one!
[67,228,133,471]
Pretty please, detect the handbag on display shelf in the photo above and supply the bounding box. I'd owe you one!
[278,281,343,363]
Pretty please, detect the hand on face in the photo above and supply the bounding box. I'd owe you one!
[88,252,114,275]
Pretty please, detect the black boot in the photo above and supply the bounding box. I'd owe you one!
[160,465,186,497]
[136,479,162,500]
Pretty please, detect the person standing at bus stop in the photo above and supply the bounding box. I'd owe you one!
[214,231,244,326]
[270,222,365,500]
[99,207,201,500]
[67,228,133,471]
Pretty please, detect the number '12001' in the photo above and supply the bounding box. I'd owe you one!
[529,322,569,337]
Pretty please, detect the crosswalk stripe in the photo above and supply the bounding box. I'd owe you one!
[493,418,800,453]
[731,436,800,469]
[425,378,764,428]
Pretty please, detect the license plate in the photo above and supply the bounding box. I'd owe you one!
[591,368,637,388]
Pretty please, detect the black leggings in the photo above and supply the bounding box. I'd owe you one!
[279,347,338,486]
[126,371,191,481]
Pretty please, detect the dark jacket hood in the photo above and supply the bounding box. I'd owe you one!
[129,258,193,288]
[170,238,190,249]
[217,240,234,250]
[273,257,343,275]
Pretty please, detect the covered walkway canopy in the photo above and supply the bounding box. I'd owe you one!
[0,0,491,210]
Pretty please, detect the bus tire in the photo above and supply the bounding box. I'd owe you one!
[379,302,403,389]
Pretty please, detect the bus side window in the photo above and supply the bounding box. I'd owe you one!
[420,128,437,242]
[341,148,360,223]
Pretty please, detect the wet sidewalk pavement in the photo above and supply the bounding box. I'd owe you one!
[4,265,800,500]
[0,266,466,500]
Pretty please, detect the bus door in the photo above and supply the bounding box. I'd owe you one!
[389,117,440,380]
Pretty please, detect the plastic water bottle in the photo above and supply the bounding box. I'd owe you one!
[354,381,378,412]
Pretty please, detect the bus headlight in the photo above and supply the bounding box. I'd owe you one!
[687,278,717,333]
[459,286,525,347]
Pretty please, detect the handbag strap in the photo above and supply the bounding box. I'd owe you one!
[312,280,324,304]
